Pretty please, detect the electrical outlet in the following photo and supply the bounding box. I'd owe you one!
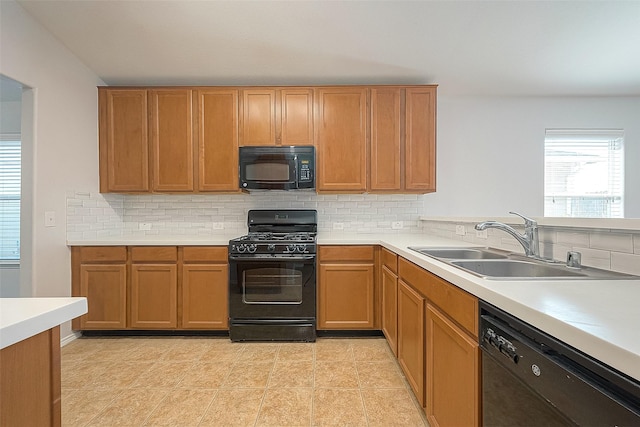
[139,223,152,231]
[333,222,344,230]
[391,221,403,230]
[212,222,224,230]
[476,229,488,239]
[455,225,466,236]
[44,211,56,227]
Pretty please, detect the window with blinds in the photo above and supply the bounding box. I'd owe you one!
[0,139,21,260]
[544,129,624,218]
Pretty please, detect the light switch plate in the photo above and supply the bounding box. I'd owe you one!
[476,229,488,239]
[139,223,152,231]
[391,221,403,230]
[455,225,466,236]
[44,211,56,227]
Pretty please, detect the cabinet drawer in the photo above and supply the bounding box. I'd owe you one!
[78,246,127,262]
[319,245,375,262]
[131,246,177,262]
[399,257,478,337]
[381,247,398,273]
[183,246,227,262]
[426,272,478,338]
[398,257,430,296]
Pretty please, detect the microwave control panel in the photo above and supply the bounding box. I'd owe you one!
[299,159,312,182]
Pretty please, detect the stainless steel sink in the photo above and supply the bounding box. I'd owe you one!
[408,246,509,260]
[409,246,640,280]
[450,259,587,279]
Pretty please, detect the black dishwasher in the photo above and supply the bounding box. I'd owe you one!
[480,301,640,426]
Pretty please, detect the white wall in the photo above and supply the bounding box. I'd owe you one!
[0,1,104,338]
[427,95,640,218]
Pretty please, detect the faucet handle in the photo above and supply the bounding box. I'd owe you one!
[508,211,537,227]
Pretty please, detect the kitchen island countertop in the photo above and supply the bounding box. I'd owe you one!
[0,297,87,349]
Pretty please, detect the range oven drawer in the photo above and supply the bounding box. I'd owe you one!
[229,320,316,342]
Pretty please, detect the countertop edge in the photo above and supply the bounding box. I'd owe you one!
[0,297,88,349]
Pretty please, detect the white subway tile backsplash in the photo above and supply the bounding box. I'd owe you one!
[67,191,428,239]
[589,232,634,253]
[611,252,640,276]
[557,231,590,247]
[571,247,611,270]
[634,235,640,254]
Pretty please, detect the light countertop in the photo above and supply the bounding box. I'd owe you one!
[0,297,88,349]
[68,233,640,382]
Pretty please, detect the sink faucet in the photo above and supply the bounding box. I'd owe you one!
[475,212,540,258]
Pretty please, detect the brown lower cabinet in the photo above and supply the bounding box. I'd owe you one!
[71,245,228,330]
[318,245,376,329]
[0,327,61,427]
[397,278,426,406]
[426,304,480,427]
[181,246,228,329]
[396,256,480,426]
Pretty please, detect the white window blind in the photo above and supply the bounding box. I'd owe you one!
[544,129,624,218]
[0,139,20,260]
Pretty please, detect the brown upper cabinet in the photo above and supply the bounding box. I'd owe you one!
[149,89,194,192]
[240,88,314,146]
[99,85,436,194]
[99,89,149,192]
[316,87,368,192]
[370,86,437,192]
[99,87,240,193]
[195,89,239,192]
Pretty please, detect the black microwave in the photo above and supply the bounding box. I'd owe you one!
[239,146,315,191]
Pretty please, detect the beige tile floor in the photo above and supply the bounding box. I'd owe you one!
[61,336,429,426]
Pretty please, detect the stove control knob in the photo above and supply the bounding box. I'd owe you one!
[236,244,247,253]
[267,244,276,252]
[287,244,297,253]
[296,244,306,253]
[247,244,257,253]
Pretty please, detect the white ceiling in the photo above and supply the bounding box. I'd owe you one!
[15,0,640,96]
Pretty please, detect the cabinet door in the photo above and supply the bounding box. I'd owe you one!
[99,89,149,192]
[149,89,194,192]
[241,89,276,146]
[405,87,436,192]
[398,279,425,406]
[79,264,127,329]
[182,264,229,329]
[370,88,401,191]
[196,89,239,191]
[280,89,314,146]
[318,263,374,329]
[426,304,479,427]
[381,265,398,356]
[130,264,177,328]
[316,87,368,192]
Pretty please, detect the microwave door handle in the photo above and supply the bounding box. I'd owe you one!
[294,155,299,189]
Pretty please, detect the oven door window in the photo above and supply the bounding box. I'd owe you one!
[242,267,303,304]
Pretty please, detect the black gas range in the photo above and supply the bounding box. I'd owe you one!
[228,210,317,342]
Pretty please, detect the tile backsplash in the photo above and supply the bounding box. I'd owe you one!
[66,192,640,275]
[66,191,426,240]
[421,220,640,276]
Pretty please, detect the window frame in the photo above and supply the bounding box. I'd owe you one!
[544,128,624,219]
[0,134,21,262]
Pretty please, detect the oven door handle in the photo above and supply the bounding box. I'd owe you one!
[228,255,316,262]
